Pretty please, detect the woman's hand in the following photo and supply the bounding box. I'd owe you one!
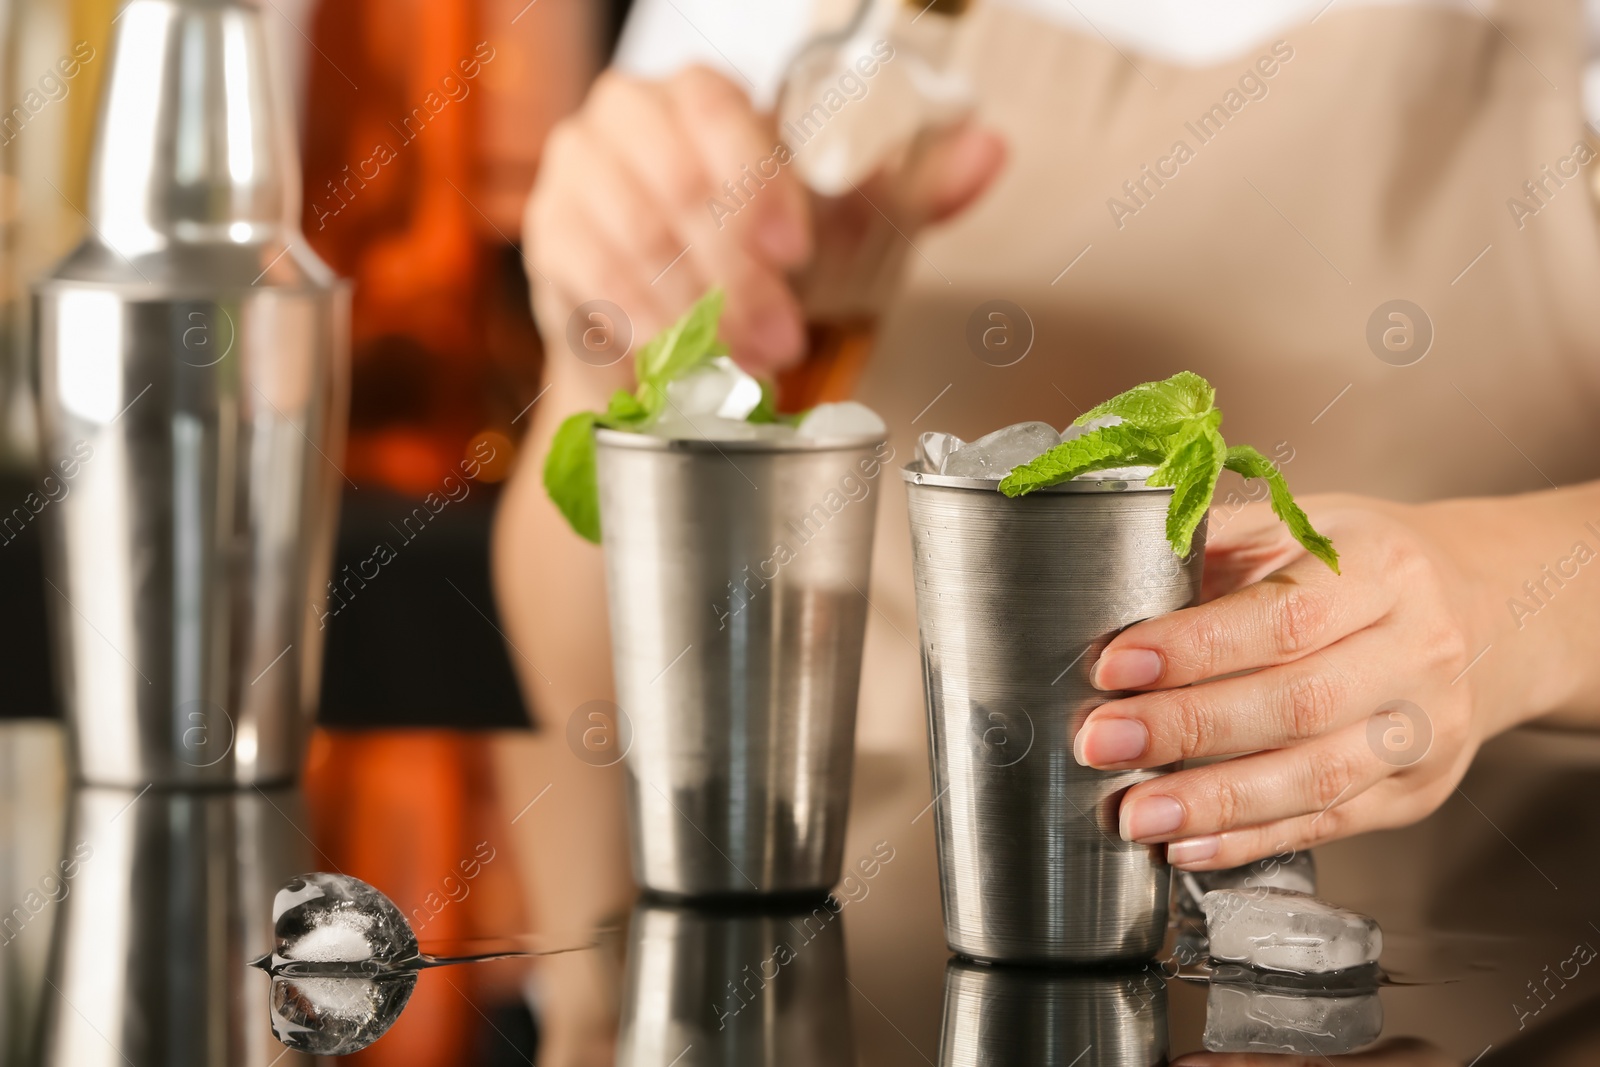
[523,65,1004,377]
[1077,493,1518,870]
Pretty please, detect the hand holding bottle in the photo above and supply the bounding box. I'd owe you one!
[524,64,1004,377]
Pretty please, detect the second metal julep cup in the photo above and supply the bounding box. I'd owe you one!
[903,466,1203,963]
[595,429,888,898]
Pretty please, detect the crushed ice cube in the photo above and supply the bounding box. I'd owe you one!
[1178,852,1316,918]
[665,356,764,421]
[916,431,961,472]
[1203,983,1383,1055]
[796,401,886,440]
[1059,414,1123,443]
[1202,888,1382,974]
[939,421,1059,479]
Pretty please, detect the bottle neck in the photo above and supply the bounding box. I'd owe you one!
[88,0,298,255]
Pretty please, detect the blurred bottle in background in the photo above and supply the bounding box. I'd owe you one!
[775,0,974,410]
[0,0,114,473]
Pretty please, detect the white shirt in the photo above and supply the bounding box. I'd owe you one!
[617,0,1600,119]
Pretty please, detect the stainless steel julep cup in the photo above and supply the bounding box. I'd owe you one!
[33,0,348,787]
[595,429,888,898]
[903,467,1203,963]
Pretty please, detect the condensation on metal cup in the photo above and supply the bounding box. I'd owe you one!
[595,429,886,898]
[939,958,1168,1066]
[903,466,1203,963]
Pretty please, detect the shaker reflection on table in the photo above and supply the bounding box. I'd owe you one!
[38,786,310,1067]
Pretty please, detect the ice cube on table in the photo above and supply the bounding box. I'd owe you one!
[939,421,1059,479]
[1202,887,1382,974]
[288,914,375,963]
[1178,851,1317,917]
[797,401,886,440]
[272,872,417,969]
[917,431,962,472]
[1202,982,1383,1055]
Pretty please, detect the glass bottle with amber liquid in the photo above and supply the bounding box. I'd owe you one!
[774,0,975,410]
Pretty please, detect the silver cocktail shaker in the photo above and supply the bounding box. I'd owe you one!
[595,430,884,898]
[903,468,1203,963]
[33,0,348,787]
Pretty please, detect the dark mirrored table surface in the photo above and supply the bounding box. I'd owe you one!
[6,720,1599,1065]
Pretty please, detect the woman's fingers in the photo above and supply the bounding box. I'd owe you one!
[552,125,703,306]
[1077,627,1393,768]
[888,119,1007,226]
[664,66,811,266]
[1159,773,1446,871]
[1091,530,1391,693]
[1116,721,1387,844]
[534,67,810,373]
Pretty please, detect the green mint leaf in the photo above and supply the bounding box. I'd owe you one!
[1146,416,1225,557]
[543,411,602,544]
[1223,444,1340,573]
[635,288,725,394]
[602,388,650,428]
[746,379,779,424]
[997,424,1167,497]
[1075,371,1216,433]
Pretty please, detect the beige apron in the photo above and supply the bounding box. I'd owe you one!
[837,1,1600,1057]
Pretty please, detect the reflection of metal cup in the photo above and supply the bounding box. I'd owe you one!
[39,787,311,1066]
[904,468,1203,963]
[34,0,347,787]
[596,431,884,898]
[939,958,1168,1066]
[617,899,856,1066]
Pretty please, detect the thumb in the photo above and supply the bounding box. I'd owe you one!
[892,121,1007,227]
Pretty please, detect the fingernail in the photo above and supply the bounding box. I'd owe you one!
[1166,836,1220,867]
[752,309,803,365]
[1092,649,1163,691]
[1073,718,1148,767]
[1120,795,1185,842]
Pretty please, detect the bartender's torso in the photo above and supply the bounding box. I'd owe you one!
[618,0,1600,748]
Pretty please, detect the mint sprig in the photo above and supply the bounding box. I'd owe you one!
[545,288,770,543]
[997,372,1339,572]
